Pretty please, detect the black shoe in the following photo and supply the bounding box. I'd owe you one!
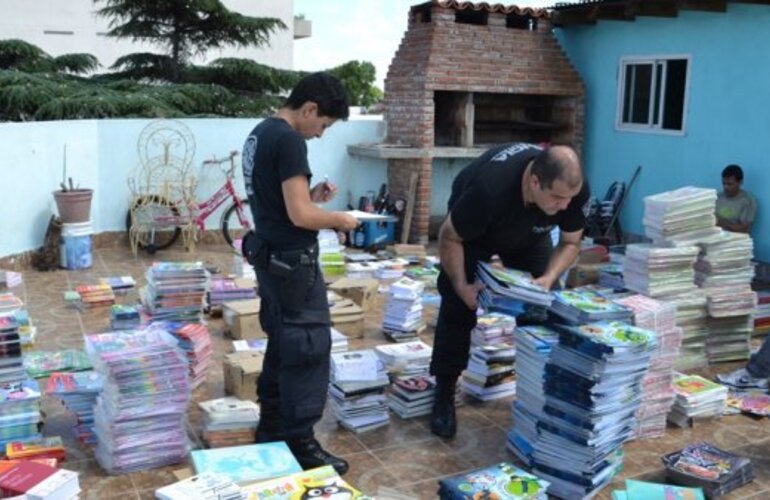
[430,375,457,438]
[288,436,349,475]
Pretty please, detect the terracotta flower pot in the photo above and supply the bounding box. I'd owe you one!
[53,188,93,223]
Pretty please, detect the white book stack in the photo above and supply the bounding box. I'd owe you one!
[623,244,699,298]
[374,259,409,280]
[345,261,381,280]
[667,290,710,370]
[329,350,390,433]
[199,397,259,448]
[375,340,433,418]
[382,278,425,342]
[462,312,517,402]
[643,186,720,245]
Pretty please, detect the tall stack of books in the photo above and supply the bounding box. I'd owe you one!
[623,244,700,298]
[461,312,517,401]
[704,304,755,363]
[85,327,191,473]
[507,325,560,466]
[142,261,209,322]
[328,350,390,433]
[374,340,433,418]
[109,304,141,330]
[662,442,753,497]
[755,291,770,336]
[74,284,116,307]
[643,186,719,245]
[614,294,680,439]
[156,321,213,388]
[0,379,43,450]
[695,231,754,288]
[207,277,256,309]
[533,321,656,498]
[45,371,103,446]
[438,462,549,499]
[382,277,425,342]
[550,288,634,324]
[199,397,259,448]
[668,290,710,370]
[668,372,728,427]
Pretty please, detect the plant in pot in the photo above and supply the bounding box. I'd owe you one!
[52,145,93,224]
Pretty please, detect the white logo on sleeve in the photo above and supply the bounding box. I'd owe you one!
[242,135,258,197]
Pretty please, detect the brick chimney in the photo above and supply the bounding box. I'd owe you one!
[383,0,585,243]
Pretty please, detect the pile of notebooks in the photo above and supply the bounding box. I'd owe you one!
[207,277,256,309]
[668,373,728,427]
[438,462,549,499]
[0,379,43,450]
[199,397,259,448]
[318,229,346,278]
[156,321,213,388]
[642,186,719,245]
[382,277,425,342]
[705,313,754,363]
[550,288,633,324]
[623,244,699,298]
[507,325,560,466]
[85,327,190,473]
[109,304,141,330]
[374,340,433,418]
[667,290,710,370]
[45,371,103,445]
[142,261,209,322]
[533,321,656,498]
[662,442,753,497]
[461,312,517,401]
[477,262,552,308]
[329,350,390,433]
[695,231,754,288]
[74,284,116,307]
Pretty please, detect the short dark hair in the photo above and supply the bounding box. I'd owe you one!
[285,72,350,120]
[531,146,582,190]
[722,164,743,182]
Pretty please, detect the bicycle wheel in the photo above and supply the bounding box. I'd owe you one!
[126,195,182,251]
[221,199,254,248]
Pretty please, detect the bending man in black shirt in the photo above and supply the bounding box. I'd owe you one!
[430,143,590,438]
[241,73,359,473]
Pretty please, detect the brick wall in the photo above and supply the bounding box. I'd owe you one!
[383,3,585,243]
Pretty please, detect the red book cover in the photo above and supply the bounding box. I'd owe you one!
[0,461,57,495]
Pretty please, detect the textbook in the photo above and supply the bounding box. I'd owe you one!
[191,442,302,485]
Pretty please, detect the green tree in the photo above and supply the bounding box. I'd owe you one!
[328,60,383,108]
[94,0,286,82]
[0,39,100,75]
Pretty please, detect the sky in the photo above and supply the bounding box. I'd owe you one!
[293,0,554,89]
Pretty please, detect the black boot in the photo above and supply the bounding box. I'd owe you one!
[287,436,349,475]
[255,402,283,443]
[430,375,457,438]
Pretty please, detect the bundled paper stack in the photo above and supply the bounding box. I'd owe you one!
[615,294,681,439]
[142,261,209,322]
[199,397,259,448]
[550,288,634,325]
[643,186,719,245]
[507,325,560,466]
[462,312,517,401]
[207,277,256,309]
[157,321,213,388]
[375,340,433,418]
[45,371,103,446]
[477,262,553,308]
[85,327,191,473]
[382,278,425,342]
[533,321,656,499]
[623,244,699,298]
[99,275,136,295]
[109,304,141,330]
[667,290,710,370]
[668,372,728,427]
[74,284,116,307]
[373,258,409,280]
[0,379,43,450]
[329,349,390,433]
[695,231,754,287]
[755,291,770,336]
[439,462,549,499]
[662,442,753,497]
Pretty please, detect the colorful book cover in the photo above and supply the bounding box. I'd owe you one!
[624,479,704,500]
[551,289,632,315]
[672,373,725,397]
[191,442,302,485]
[561,321,657,349]
[479,263,543,292]
[725,390,770,416]
[241,465,372,500]
[438,462,549,499]
[663,442,748,482]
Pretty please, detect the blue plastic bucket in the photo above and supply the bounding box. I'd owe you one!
[60,221,93,269]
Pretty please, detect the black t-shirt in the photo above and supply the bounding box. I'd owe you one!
[242,117,316,250]
[449,143,590,260]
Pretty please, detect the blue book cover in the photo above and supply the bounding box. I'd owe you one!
[624,479,705,499]
[439,462,549,498]
[191,442,302,485]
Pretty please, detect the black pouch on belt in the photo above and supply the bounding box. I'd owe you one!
[267,252,316,312]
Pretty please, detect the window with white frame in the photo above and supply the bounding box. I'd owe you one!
[617,56,689,133]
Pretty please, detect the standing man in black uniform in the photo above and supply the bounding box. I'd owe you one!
[429,143,590,438]
[241,72,359,474]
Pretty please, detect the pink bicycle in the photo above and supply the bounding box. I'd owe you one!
[126,151,253,254]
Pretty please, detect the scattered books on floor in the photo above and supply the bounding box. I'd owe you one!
[438,462,549,499]
[662,442,753,497]
[199,397,259,448]
[724,390,770,417]
[190,441,302,485]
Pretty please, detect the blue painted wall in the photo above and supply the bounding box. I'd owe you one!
[555,3,770,261]
[0,118,386,258]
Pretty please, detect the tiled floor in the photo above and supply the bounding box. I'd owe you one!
[12,243,770,499]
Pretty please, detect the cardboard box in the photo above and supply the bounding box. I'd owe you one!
[223,351,264,401]
[328,277,378,311]
[566,262,604,288]
[330,297,365,339]
[222,299,264,340]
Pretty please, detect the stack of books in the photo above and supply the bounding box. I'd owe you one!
[0,294,23,315]
[99,275,136,295]
[0,379,43,450]
[0,459,79,499]
[373,259,409,280]
[329,350,390,433]
[8,309,36,352]
[598,262,625,291]
[345,261,381,280]
[240,464,371,499]
[755,290,770,336]
[662,442,753,497]
[23,349,92,378]
[6,436,67,463]
[142,261,209,322]
[695,231,754,288]
[461,312,517,401]
[614,294,681,439]
[405,266,439,289]
[374,340,433,418]
[667,290,710,370]
[155,472,242,500]
[438,462,549,499]
[199,397,259,448]
[109,304,141,330]
[668,372,728,427]
[705,312,754,363]
[45,371,103,445]
[507,325,560,466]
[477,262,553,308]
[190,442,302,486]
[533,321,656,499]
[155,321,213,388]
[706,285,757,318]
[74,284,116,307]
[549,288,633,324]
[207,277,256,309]
[382,277,425,342]
[331,327,348,353]
[85,327,191,473]
[0,316,25,385]
[623,244,700,298]
[643,186,719,245]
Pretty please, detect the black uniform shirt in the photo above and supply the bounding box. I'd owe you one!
[242,117,316,250]
[448,143,590,259]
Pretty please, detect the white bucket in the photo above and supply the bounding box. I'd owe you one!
[60,221,94,269]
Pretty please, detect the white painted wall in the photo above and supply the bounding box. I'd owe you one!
[0,0,296,70]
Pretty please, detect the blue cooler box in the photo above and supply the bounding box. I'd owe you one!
[351,215,397,248]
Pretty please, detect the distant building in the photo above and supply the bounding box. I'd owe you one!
[0,0,310,70]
